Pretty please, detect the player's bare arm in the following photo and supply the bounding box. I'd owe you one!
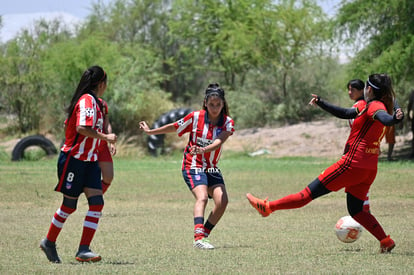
[76,125,117,143]
[139,121,176,135]
[190,131,232,155]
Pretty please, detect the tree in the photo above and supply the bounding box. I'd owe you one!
[336,0,414,94]
[0,19,72,134]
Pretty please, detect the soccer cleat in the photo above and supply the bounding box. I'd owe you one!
[246,193,272,217]
[39,238,61,263]
[75,250,102,262]
[193,238,215,250]
[380,235,395,253]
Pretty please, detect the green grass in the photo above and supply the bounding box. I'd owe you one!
[0,152,413,274]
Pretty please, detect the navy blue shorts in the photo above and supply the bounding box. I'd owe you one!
[182,168,225,190]
[55,151,102,197]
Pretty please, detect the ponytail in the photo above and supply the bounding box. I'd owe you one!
[366,74,395,114]
[66,66,107,118]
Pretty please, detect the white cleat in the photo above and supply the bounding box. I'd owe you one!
[193,238,215,250]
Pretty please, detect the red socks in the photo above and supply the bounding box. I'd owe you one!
[269,187,313,211]
[79,204,103,247]
[194,224,205,241]
[102,180,110,194]
[352,211,387,241]
[46,205,76,242]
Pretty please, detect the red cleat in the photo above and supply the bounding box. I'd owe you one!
[246,193,272,217]
[380,235,395,253]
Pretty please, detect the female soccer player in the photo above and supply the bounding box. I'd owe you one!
[40,66,117,263]
[346,79,366,127]
[247,73,403,253]
[345,79,371,212]
[139,83,234,249]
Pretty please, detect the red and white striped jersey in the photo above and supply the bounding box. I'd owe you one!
[174,110,234,170]
[61,94,104,161]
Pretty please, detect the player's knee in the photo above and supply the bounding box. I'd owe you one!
[63,197,78,210]
[346,193,364,217]
[88,195,104,211]
[307,178,330,199]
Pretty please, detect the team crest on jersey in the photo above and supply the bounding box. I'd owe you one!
[66,182,72,190]
[216,128,223,135]
[85,108,94,117]
[177,118,185,126]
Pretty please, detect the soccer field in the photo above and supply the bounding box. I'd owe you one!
[0,154,413,274]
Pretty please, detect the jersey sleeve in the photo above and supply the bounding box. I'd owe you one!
[174,112,194,137]
[354,100,366,114]
[223,117,235,135]
[77,94,96,127]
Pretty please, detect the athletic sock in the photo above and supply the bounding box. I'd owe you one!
[352,211,387,241]
[79,197,103,250]
[46,204,76,242]
[204,220,215,237]
[102,180,110,194]
[363,192,370,212]
[194,217,205,241]
[269,187,312,211]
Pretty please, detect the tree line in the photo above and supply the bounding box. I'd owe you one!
[0,0,413,142]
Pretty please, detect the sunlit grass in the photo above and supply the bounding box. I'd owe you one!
[0,154,413,274]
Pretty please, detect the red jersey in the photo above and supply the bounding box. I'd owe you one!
[342,100,387,169]
[348,98,366,127]
[174,110,235,170]
[62,94,104,161]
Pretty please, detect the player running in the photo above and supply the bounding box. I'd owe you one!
[246,73,403,253]
[40,66,117,263]
[140,83,234,249]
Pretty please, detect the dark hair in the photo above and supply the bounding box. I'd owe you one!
[66,65,107,118]
[366,73,395,114]
[203,83,230,116]
[347,79,364,90]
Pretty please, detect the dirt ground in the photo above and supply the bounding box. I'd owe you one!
[226,118,413,160]
[2,118,413,160]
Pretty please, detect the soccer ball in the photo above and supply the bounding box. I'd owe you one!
[335,216,363,243]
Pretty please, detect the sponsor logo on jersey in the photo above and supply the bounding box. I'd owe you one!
[196,137,213,148]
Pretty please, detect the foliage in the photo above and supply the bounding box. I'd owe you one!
[2,0,414,144]
[336,0,414,100]
[0,19,72,134]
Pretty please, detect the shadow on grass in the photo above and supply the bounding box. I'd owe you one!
[69,260,136,265]
[217,244,254,249]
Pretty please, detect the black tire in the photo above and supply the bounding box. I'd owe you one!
[11,135,57,161]
[148,108,192,156]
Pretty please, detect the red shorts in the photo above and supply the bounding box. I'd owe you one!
[318,161,377,201]
[98,141,113,163]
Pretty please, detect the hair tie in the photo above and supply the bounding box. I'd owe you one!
[92,70,106,85]
[205,87,225,99]
[367,79,380,90]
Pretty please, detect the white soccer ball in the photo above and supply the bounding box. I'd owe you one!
[335,216,363,243]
